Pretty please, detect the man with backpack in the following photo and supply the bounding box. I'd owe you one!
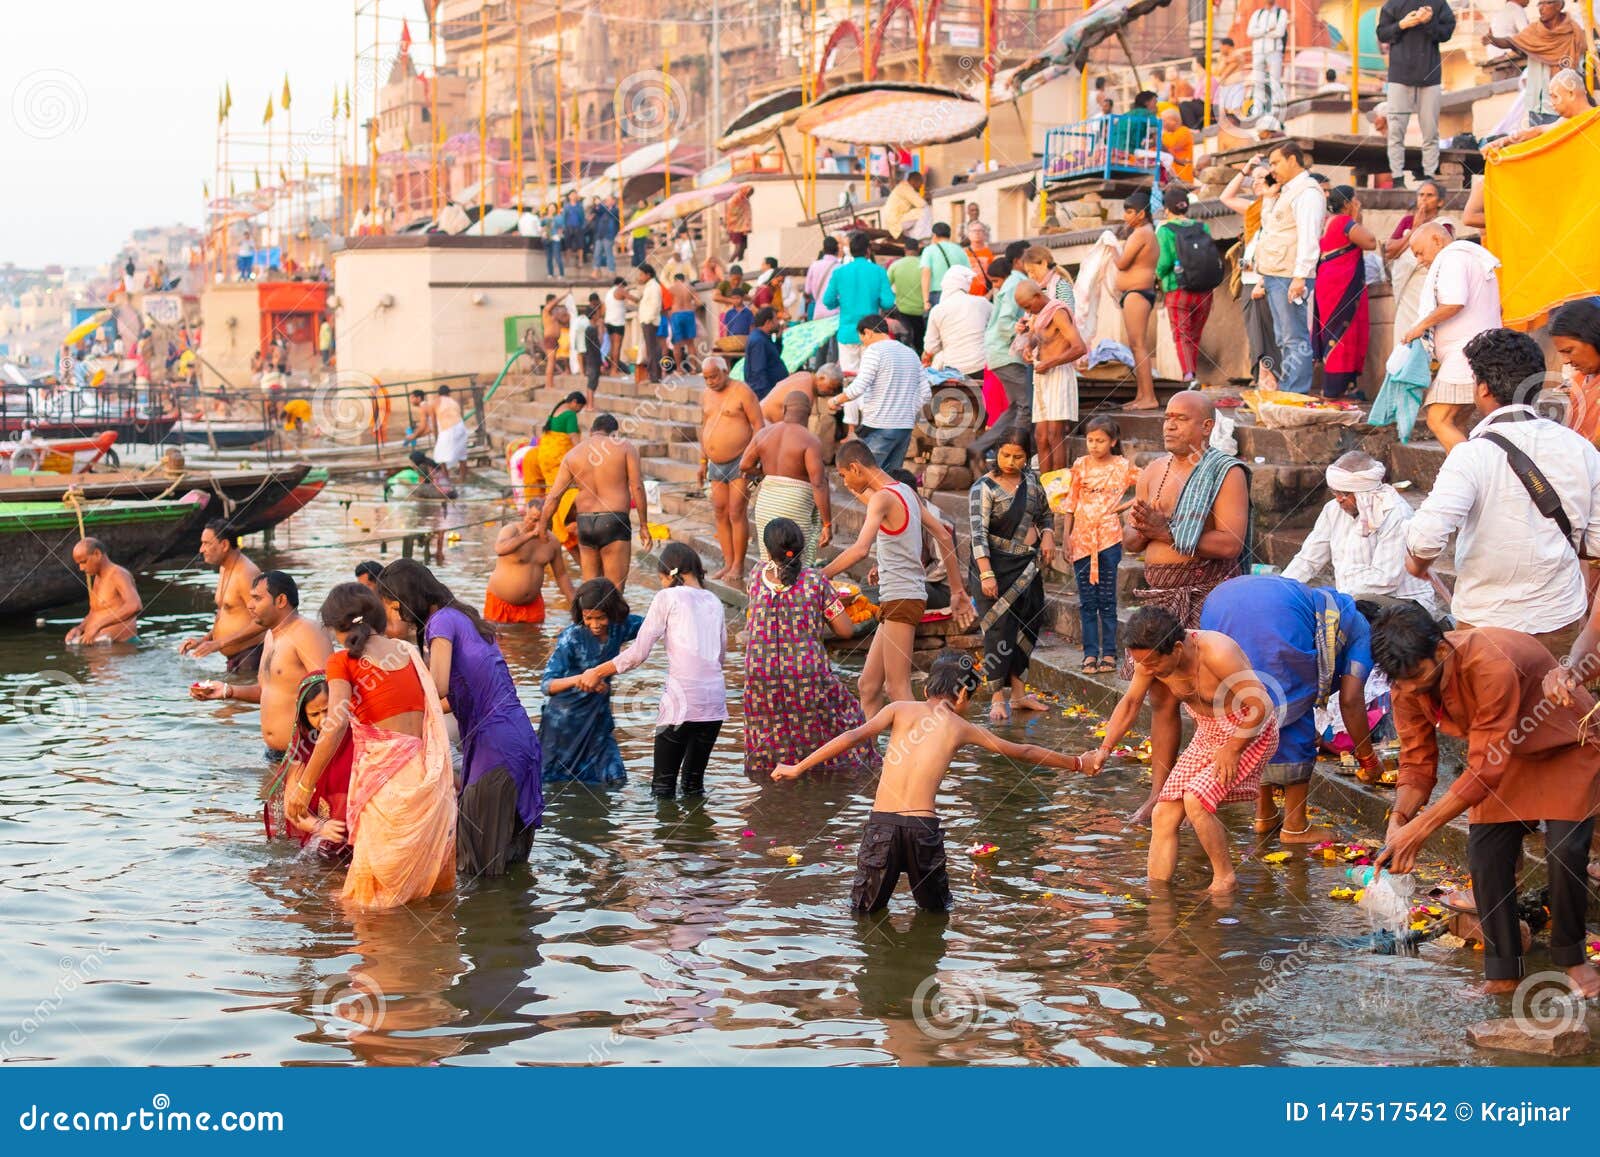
[1155,188,1224,387]
[919,221,970,311]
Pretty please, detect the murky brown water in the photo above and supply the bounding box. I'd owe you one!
[0,480,1561,1065]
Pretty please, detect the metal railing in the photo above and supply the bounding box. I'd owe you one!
[0,383,176,445]
[1042,113,1164,186]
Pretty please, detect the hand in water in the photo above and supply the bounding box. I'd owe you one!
[1128,796,1156,827]
[317,819,348,844]
[771,763,803,781]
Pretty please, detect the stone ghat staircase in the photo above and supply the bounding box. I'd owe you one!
[487,369,1458,649]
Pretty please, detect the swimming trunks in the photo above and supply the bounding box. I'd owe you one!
[576,510,633,549]
[226,641,264,676]
[706,456,743,484]
[669,310,697,344]
[850,811,951,913]
[1119,288,1157,308]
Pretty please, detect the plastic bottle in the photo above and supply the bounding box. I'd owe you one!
[1345,866,1415,927]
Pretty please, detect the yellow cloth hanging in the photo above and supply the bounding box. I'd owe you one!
[1484,107,1600,329]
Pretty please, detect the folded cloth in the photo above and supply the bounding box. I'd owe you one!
[1368,339,1432,443]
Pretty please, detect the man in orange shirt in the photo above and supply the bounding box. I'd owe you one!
[963,220,995,296]
[1162,108,1196,184]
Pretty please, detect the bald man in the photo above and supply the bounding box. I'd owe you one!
[741,391,833,565]
[1123,391,1253,823]
[1400,222,1505,451]
[698,354,764,587]
[65,538,142,644]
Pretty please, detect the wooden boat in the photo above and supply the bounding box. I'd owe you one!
[166,421,275,449]
[0,491,211,616]
[0,431,119,473]
[0,463,329,559]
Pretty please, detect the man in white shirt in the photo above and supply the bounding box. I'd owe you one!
[1488,0,1531,62]
[635,263,665,384]
[1405,328,1600,655]
[828,313,930,473]
[921,266,991,376]
[1401,223,1504,450]
[1282,451,1446,618]
[1255,141,1325,396]
[1248,1,1290,119]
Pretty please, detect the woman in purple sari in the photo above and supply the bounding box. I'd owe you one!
[379,559,542,878]
[1311,185,1378,400]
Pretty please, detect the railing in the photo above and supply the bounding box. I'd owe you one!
[0,383,175,445]
[1042,113,1164,187]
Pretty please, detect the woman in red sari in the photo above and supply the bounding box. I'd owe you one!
[1311,185,1377,400]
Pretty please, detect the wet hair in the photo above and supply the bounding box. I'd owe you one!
[925,649,979,700]
[354,560,384,582]
[1326,184,1357,215]
[1125,188,1152,218]
[1124,606,1184,654]
[1004,240,1029,262]
[1084,414,1123,455]
[253,569,300,608]
[834,439,878,471]
[1549,300,1600,353]
[1370,602,1444,679]
[1463,327,1547,407]
[858,313,890,336]
[571,577,630,625]
[203,519,239,549]
[377,557,495,644]
[820,236,839,257]
[591,412,620,434]
[849,232,872,257]
[763,518,807,586]
[320,581,386,660]
[657,541,705,587]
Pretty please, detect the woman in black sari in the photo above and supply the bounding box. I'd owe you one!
[968,426,1055,723]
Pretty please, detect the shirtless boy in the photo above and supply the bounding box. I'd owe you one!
[825,439,974,715]
[190,571,332,763]
[65,538,142,644]
[179,521,265,674]
[741,391,832,564]
[668,274,698,370]
[698,355,763,586]
[773,650,1091,912]
[536,412,652,589]
[1111,188,1160,410]
[484,500,574,624]
[1083,606,1279,895]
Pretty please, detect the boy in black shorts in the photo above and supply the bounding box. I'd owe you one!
[772,651,1093,912]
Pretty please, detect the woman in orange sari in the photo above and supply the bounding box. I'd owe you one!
[288,583,456,910]
[1551,301,1600,445]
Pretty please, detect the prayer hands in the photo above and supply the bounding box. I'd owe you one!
[1544,662,1581,707]
[1128,500,1171,544]
[770,763,804,781]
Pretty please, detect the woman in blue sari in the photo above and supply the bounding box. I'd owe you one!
[540,578,643,786]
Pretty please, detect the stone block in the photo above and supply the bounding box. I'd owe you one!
[922,464,974,491]
[944,634,981,649]
[1467,1017,1590,1058]
[930,445,968,465]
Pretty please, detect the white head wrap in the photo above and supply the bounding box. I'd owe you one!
[940,264,976,297]
[1326,459,1397,536]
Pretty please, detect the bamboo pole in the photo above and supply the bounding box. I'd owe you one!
[370,0,380,220]
[663,43,672,198]
[863,0,873,203]
[515,0,525,210]
[431,13,441,218]
[348,2,357,236]
[1350,0,1361,133]
[1204,0,1215,129]
[479,7,488,224]
[555,0,564,190]
[982,0,992,170]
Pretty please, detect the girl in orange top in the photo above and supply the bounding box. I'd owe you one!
[1551,301,1600,447]
[1061,416,1137,674]
[288,583,456,910]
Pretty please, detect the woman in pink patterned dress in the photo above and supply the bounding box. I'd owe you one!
[743,519,882,779]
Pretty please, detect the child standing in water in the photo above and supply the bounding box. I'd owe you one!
[1061,415,1137,674]
[772,650,1093,913]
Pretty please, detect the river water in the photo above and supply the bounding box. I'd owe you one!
[0,480,1558,1066]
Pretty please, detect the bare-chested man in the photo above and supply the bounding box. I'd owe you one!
[697,355,763,588]
[1083,606,1278,895]
[825,439,974,715]
[761,363,846,460]
[190,570,332,763]
[741,391,832,565]
[668,273,699,370]
[1122,391,1251,813]
[178,520,265,675]
[1111,187,1160,410]
[535,412,651,589]
[484,500,575,624]
[408,384,468,479]
[65,538,141,644]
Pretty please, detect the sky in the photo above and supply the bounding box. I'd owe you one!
[0,1,426,269]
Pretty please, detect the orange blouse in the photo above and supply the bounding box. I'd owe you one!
[1064,454,1137,570]
[327,649,427,723]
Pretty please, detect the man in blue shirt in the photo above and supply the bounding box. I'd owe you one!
[562,193,587,266]
[743,307,785,400]
[821,232,895,374]
[591,195,620,275]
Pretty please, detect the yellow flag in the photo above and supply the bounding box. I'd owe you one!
[203,180,211,199]
[254,167,261,189]
[279,164,288,184]
[224,80,233,117]
[229,177,236,196]
[404,124,413,150]
[303,159,311,180]
[342,85,351,118]
[281,75,291,111]
[332,89,340,118]
[263,96,274,125]
[217,90,226,126]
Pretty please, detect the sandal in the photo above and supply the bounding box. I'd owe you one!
[1081,656,1098,674]
[1098,656,1118,674]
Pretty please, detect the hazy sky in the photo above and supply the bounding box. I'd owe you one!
[0,1,426,269]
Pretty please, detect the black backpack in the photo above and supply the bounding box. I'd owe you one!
[1169,221,1224,292]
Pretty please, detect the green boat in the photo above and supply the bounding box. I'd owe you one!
[0,490,211,616]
